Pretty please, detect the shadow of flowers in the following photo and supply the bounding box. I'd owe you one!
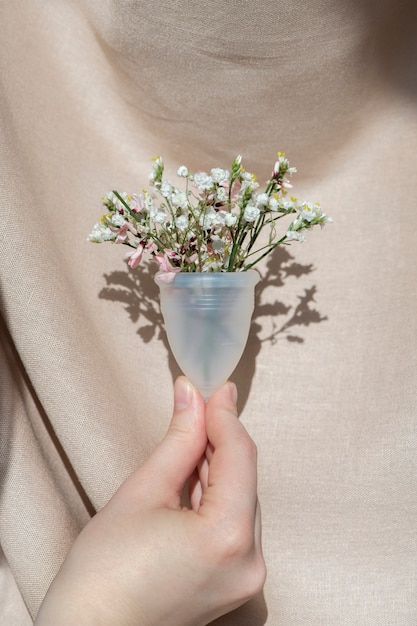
[99,246,327,409]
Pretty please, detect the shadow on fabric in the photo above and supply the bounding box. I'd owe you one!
[98,246,328,412]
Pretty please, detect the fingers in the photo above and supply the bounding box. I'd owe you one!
[189,448,211,511]
[198,382,258,522]
[254,497,263,553]
[132,377,207,508]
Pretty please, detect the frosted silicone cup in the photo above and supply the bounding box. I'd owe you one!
[156,270,259,399]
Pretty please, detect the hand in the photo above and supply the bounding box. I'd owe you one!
[35,377,266,626]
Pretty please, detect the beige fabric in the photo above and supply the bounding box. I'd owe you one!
[1,0,417,623]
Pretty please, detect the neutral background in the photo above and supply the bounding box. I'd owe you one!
[1,1,416,624]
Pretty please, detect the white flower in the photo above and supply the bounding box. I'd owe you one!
[213,211,226,227]
[286,230,306,242]
[202,257,223,272]
[199,207,217,229]
[143,191,154,211]
[160,181,173,198]
[299,202,322,223]
[211,237,227,253]
[129,194,146,212]
[210,168,230,185]
[242,181,259,193]
[268,197,279,211]
[240,172,259,193]
[215,210,237,228]
[108,191,129,212]
[151,156,163,169]
[91,154,331,274]
[175,215,189,230]
[150,208,166,224]
[256,193,269,206]
[277,198,296,212]
[278,154,289,169]
[110,213,126,227]
[148,157,164,185]
[103,191,117,205]
[136,223,149,236]
[194,172,214,191]
[87,223,117,243]
[185,228,196,240]
[224,212,238,227]
[177,165,189,177]
[215,186,228,202]
[171,191,188,209]
[244,204,260,222]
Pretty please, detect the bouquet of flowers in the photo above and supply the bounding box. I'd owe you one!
[88,154,331,281]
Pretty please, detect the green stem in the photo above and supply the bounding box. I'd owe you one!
[112,190,140,221]
[243,235,288,270]
[245,212,265,255]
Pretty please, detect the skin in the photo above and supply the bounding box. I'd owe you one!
[34,377,266,626]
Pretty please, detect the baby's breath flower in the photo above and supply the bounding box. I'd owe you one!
[286,230,306,242]
[268,197,279,211]
[177,165,189,177]
[211,168,230,185]
[215,186,228,202]
[213,211,226,227]
[175,215,189,231]
[160,181,173,198]
[256,193,269,206]
[110,213,126,227]
[90,154,331,275]
[199,207,217,230]
[241,172,259,193]
[211,237,227,253]
[224,213,238,228]
[244,204,260,223]
[171,191,188,209]
[150,208,166,224]
[87,222,117,243]
[194,172,214,191]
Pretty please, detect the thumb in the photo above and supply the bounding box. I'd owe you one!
[140,377,207,507]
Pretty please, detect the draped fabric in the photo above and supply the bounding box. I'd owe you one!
[1,1,416,623]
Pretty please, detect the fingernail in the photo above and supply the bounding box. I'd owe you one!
[174,377,192,410]
[228,381,238,406]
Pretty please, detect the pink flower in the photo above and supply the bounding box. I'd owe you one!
[125,244,144,268]
[112,221,136,244]
[185,252,198,264]
[146,241,158,255]
[273,160,280,177]
[154,252,181,283]
[130,194,146,213]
